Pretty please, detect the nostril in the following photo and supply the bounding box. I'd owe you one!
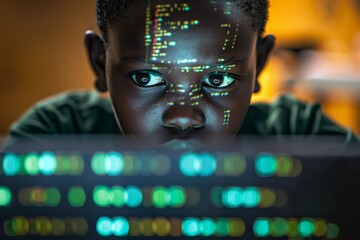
[163,117,204,131]
[165,124,189,131]
[162,108,205,131]
[163,123,179,129]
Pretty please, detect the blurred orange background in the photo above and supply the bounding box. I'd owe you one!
[1,0,360,134]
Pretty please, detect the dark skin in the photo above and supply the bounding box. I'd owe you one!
[85,0,274,150]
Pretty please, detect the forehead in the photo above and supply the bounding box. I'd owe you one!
[107,0,257,64]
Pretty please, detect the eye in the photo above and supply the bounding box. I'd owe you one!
[203,72,237,88]
[129,70,166,87]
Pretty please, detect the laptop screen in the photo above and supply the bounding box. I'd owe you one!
[1,137,359,239]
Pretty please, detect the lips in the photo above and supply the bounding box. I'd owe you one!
[159,139,207,151]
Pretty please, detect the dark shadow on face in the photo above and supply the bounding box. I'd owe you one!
[86,0,274,149]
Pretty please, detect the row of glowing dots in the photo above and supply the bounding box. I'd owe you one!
[93,185,284,209]
[0,186,86,207]
[4,216,88,236]
[255,153,303,177]
[176,152,301,177]
[91,151,246,176]
[0,152,83,176]
[96,217,245,237]
[211,186,287,208]
[0,185,284,209]
[94,185,190,208]
[253,218,339,239]
[4,216,339,238]
[94,151,296,177]
[0,185,189,208]
[0,151,302,178]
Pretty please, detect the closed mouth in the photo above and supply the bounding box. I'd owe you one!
[159,139,207,151]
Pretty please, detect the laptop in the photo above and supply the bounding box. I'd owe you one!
[1,136,359,239]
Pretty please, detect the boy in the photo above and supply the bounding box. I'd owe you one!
[5,0,357,150]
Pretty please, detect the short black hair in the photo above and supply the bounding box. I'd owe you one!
[96,0,269,43]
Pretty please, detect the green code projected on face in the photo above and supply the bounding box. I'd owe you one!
[144,2,198,62]
[144,1,241,73]
[138,1,256,130]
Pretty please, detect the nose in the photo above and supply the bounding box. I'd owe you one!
[162,106,205,131]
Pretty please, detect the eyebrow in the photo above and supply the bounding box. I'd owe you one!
[219,56,249,66]
[121,56,247,67]
[121,56,155,65]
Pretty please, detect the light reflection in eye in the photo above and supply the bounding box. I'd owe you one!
[130,70,166,87]
[203,72,237,88]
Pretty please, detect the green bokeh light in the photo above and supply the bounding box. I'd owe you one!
[68,186,86,207]
[198,153,216,176]
[0,186,11,206]
[91,152,107,175]
[254,218,271,237]
[276,155,293,176]
[272,218,288,237]
[110,187,127,207]
[152,186,169,208]
[242,187,260,207]
[223,155,246,176]
[179,152,201,176]
[112,217,129,236]
[68,154,84,175]
[96,217,112,236]
[326,223,340,239]
[93,186,110,207]
[201,218,216,236]
[126,186,142,207]
[59,155,70,174]
[211,187,223,207]
[105,152,124,176]
[299,219,315,237]
[24,153,39,175]
[222,187,242,208]
[255,154,277,177]
[45,188,61,207]
[11,216,29,235]
[216,218,229,236]
[182,218,201,236]
[169,186,186,207]
[3,153,20,176]
[39,152,57,175]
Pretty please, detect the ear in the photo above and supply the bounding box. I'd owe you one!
[84,30,108,92]
[254,34,275,93]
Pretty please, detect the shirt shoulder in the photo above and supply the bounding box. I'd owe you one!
[240,94,355,141]
[5,91,120,148]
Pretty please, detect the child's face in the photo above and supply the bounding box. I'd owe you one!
[88,0,274,148]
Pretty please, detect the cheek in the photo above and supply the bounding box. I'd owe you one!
[205,77,254,134]
[210,60,256,133]
[107,69,165,134]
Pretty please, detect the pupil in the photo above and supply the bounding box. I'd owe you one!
[209,74,224,86]
[136,73,150,85]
